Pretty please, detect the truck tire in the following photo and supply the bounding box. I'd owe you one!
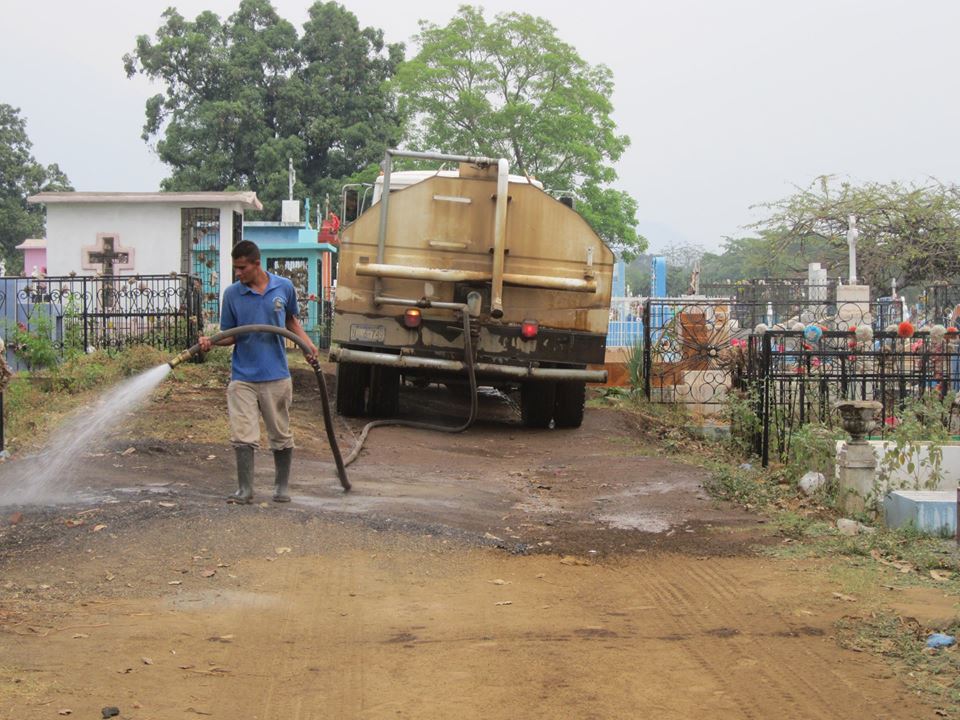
[368,366,400,417]
[553,381,586,428]
[521,381,556,428]
[336,361,369,417]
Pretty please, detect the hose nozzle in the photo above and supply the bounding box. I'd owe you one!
[167,348,195,369]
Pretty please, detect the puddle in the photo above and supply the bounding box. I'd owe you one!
[598,512,673,533]
[166,589,283,611]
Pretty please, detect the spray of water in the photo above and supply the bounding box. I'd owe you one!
[0,364,172,506]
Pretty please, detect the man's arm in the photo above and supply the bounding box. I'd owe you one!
[198,291,237,353]
[197,334,236,352]
[286,313,319,367]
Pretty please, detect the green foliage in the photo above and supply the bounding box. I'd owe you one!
[703,463,790,509]
[873,394,953,506]
[395,5,643,256]
[626,339,644,391]
[2,344,170,452]
[751,176,960,292]
[785,423,845,484]
[0,104,72,269]
[723,386,760,457]
[699,231,842,285]
[123,0,403,218]
[828,523,955,570]
[7,313,59,371]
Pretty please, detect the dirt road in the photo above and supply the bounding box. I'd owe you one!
[0,378,939,718]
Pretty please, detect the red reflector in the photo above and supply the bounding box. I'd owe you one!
[404,308,422,328]
[521,320,539,339]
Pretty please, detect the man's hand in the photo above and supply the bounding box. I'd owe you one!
[303,343,320,369]
[198,336,213,353]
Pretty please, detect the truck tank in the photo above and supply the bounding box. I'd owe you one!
[331,149,613,428]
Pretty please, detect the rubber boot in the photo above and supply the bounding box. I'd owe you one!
[273,447,293,503]
[227,445,255,504]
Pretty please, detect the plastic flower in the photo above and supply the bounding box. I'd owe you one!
[897,321,915,338]
[855,325,873,343]
[930,324,947,341]
[754,323,768,335]
[803,324,823,343]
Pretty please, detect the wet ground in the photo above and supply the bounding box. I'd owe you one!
[0,377,941,718]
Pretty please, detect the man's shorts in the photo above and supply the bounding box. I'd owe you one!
[226,378,293,450]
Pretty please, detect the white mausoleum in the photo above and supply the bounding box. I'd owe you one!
[27,191,262,322]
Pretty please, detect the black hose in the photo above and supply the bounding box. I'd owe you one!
[172,310,480,488]
[172,324,350,491]
[341,309,478,466]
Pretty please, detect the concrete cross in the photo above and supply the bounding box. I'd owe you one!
[846,215,859,284]
[82,234,135,275]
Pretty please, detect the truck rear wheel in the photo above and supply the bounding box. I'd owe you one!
[336,361,369,417]
[368,367,400,417]
[553,381,586,428]
[521,381,556,428]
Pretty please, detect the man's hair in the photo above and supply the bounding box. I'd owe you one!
[232,240,261,262]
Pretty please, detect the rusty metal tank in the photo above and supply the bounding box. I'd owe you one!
[331,149,613,428]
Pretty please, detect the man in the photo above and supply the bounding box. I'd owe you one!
[199,240,318,504]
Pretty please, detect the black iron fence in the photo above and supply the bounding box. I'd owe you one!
[1,274,203,370]
[744,328,960,466]
[642,297,901,407]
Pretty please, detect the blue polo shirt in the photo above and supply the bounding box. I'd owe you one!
[220,272,299,382]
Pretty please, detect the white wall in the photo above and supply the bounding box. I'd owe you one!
[45,203,180,277]
[836,440,960,491]
[44,202,243,304]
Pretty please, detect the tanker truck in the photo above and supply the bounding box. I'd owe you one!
[330,149,613,428]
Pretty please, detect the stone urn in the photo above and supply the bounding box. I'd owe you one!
[834,400,882,443]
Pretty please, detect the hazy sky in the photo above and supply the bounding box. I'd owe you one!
[4,0,960,252]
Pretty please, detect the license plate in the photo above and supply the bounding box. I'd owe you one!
[349,324,385,343]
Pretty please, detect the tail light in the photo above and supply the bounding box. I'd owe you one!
[521,320,539,339]
[404,308,422,328]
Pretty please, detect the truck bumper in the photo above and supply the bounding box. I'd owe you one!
[332,348,608,383]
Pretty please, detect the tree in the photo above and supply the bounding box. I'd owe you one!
[395,5,643,256]
[751,176,960,293]
[698,232,843,286]
[123,0,403,218]
[0,104,71,272]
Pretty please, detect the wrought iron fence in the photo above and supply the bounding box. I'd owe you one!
[1,274,203,370]
[643,298,738,406]
[744,328,960,466]
[641,297,900,407]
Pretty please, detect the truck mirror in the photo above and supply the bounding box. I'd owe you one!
[342,188,361,223]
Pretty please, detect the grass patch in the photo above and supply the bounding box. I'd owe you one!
[3,346,173,452]
[2,345,236,453]
[837,613,960,715]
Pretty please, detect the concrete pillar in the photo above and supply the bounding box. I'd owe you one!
[836,284,871,331]
[837,441,877,514]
